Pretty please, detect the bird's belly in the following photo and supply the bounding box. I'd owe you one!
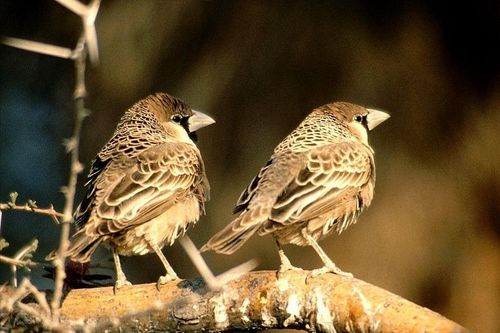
[272,212,357,247]
[272,222,310,246]
[110,196,201,256]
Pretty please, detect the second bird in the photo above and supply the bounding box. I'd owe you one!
[202,102,389,276]
[48,93,215,288]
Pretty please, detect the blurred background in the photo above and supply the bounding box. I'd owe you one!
[0,1,498,331]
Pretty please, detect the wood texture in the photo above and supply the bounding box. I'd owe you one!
[59,270,468,332]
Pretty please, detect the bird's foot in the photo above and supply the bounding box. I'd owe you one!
[276,262,303,279]
[114,279,132,293]
[309,264,353,279]
[156,274,179,289]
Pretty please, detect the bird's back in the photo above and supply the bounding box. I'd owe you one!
[66,94,210,261]
[202,103,377,253]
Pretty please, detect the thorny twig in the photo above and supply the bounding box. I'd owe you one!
[0,255,36,269]
[0,279,48,316]
[0,279,66,331]
[0,192,63,224]
[1,0,100,326]
[1,37,73,59]
[10,239,39,287]
[55,0,100,65]
[0,203,64,221]
[0,238,39,287]
[50,36,90,322]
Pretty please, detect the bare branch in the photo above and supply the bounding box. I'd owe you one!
[178,236,221,290]
[0,255,35,268]
[50,36,90,322]
[0,202,64,220]
[10,239,39,287]
[54,0,100,65]
[83,0,101,65]
[178,236,258,291]
[0,278,31,311]
[52,271,468,332]
[23,279,51,318]
[213,258,258,286]
[53,0,88,16]
[1,37,73,59]
[0,278,71,331]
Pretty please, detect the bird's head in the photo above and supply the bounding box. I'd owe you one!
[326,102,390,145]
[148,92,215,143]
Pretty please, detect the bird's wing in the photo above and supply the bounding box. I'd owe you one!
[201,153,304,254]
[266,141,374,227]
[74,157,110,229]
[233,159,274,214]
[87,142,208,235]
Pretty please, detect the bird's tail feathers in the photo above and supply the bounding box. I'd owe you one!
[201,215,261,254]
[45,230,102,263]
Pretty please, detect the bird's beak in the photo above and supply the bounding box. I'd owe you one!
[188,110,216,132]
[366,108,390,130]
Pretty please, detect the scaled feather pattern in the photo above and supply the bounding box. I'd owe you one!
[48,93,214,287]
[202,102,389,276]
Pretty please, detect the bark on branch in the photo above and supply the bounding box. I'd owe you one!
[51,270,467,332]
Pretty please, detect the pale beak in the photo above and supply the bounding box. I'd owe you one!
[366,108,390,130]
[188,110,215,132]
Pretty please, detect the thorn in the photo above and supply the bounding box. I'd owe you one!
[9,192,18,205]
[79,108,91,120]
[0,238,9,252]
[53,0,88,17]
[84,0,101,65]
[27,200,38,209]
[1,37,73,59]
[63,138,77,153]
[60,186,68,195]
[73,161,84,174]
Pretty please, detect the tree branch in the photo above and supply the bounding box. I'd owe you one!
[0,203,64,219]
[0,255,35,268]
[50,270,468,332]
[50,35,90,322]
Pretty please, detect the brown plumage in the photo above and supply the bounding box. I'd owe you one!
[201,102,389,276]
[48,93,215,288]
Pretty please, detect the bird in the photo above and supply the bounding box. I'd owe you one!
[47,93,215,289]
[201,102,389,277]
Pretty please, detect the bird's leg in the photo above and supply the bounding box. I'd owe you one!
[148,241,179,288]
[302,231,353,278]
[112,248,132,290]
[275,239,302,274]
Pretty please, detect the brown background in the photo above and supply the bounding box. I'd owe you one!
[0,1,498,332]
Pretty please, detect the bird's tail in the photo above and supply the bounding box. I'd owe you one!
[45,229,102,263]
[201,215,261,254]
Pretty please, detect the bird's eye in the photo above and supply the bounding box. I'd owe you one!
[354,115,364,123]
[171,115,182,123]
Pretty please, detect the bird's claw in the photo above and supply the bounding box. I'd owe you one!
[306,264,353,283]
[156,274,178,289]
[276,263,303,279]
[114,279,132,292]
